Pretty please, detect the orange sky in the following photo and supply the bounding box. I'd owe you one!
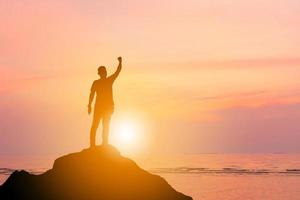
[1,0,300,156]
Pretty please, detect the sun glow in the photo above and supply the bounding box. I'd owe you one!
[117,122,138,145]
[111,116,146,154]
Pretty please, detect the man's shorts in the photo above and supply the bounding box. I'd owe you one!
[93,104,114,119]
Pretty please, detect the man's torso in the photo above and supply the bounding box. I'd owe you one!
[93,78,114,107]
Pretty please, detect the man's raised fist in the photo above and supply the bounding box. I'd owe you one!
[118,57,122,62]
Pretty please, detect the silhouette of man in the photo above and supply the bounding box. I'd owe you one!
[88,57,122,147]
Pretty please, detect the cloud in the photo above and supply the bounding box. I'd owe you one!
[0,76,49,94]
[154,57,300,70]
[196,90,268,101]
[0,68,52,94]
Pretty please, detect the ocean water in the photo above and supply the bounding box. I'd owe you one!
[1,154,300,200]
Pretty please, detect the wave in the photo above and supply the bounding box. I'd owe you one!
[0,168,47,176]
[0,168,15,176]
[149,167,300,175]
[1,167,300,176]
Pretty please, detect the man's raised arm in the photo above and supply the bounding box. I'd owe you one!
[109,56,122,81]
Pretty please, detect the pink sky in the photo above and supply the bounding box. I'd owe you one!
[1,0,300,155]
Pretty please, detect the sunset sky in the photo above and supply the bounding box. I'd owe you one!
[1,0,300,156]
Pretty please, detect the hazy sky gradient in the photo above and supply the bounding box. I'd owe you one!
[1,0,300,155]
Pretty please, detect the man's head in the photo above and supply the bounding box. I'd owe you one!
[98,66,107,78]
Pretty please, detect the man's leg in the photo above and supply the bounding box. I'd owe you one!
[102,114,111,145]
[90,115,101,148]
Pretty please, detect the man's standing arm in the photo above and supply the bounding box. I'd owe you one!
[88,81,96,115]
[109,56,122,81]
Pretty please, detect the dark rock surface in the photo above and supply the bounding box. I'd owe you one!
[0,145,193,200]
